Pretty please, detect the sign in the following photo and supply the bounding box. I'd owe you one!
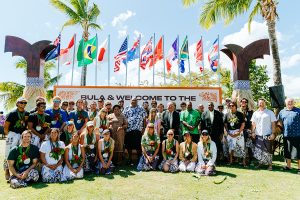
[54,86,222,108]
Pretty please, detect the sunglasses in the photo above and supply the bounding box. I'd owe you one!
[106,104,112,106]
[53,100,61,103]
[69,103,75,105]
[62,104,68,106]
[39,105,46,108]
[148,127,154,129]
[19,102,27,105]
[167,134,174,136]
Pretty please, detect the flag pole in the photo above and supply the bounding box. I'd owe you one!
[108,34,111,86]
[187,36,191,86]
[95,34,98,86]
[177,35,180,86]
[125,35,128,86]
[71,34,76,86]
[138,34,141,86]
[153,33,156,86]
[163,35,166,85]
[201,36,204,86]
[217,34,221,87]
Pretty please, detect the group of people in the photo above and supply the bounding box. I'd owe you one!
[2,95,300,189]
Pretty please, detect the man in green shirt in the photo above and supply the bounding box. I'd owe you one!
[180,102,201,143]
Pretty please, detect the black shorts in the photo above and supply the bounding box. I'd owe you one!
[283,137,300,160]
[125,130,142,150]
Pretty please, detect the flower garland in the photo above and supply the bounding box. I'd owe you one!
[16,145,30,169]
[203,142,212,159]
[49,141,64,160]
[52,109,63,124]
[14,110,26,129]
[184,142,193,160]
[165,139,175,159]
[37,113,49,128]
[70,145,83,165]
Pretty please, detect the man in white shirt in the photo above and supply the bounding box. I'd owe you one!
[251,98,276,170]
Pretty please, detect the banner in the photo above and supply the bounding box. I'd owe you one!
[54,86,222,108]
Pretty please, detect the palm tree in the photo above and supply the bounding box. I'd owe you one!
[0,60,60,110]
[182,0,281,91]
[50,0,101,86]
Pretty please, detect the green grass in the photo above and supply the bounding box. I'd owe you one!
[0,139,299,200]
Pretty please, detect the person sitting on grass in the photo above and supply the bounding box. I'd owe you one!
[195,130,217,176]
[98,129,115,175]
[7,130,39,189]
[178,131,197,172]
[40,128,65,183]
[137,123,161,171]
[62,133,85,181]
[80,121,100,173]
[159,129,179,173]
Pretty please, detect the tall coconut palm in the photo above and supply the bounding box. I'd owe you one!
[50,0,101,86]
[182,0,281,91]
[0,60,60,111]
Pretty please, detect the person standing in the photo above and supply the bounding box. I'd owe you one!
[201,102,224,162]
[161,102,180,141]
[45,96,68,131]
[0,111,6,139]
[67,101,75,114]
[180,102,201,143]
[88,101,98,121]
[97,99,104,111]
[3,97,30,180]
[278,98,300,174]
[123,97,147,165]
[69,99,89,135]
[251,98,276,171]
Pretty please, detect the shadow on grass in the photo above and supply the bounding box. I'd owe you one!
[31,182,48,189]
[216,170,237,178]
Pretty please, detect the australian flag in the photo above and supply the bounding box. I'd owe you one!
[124,36,140,64]
[45,34,61,62]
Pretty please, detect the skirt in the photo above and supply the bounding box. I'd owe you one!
[158,159,179,173]
[41,165,63,183]
[98,161,114,175]
[10,169,39,189]
[62,163,84,181]
[178,161,196,172]
[137,151,159,171]
[83,148,97,172]
[252,135,273,165]
[283,137,300,160]
[227,130,245,158]
[195,160,216,176]
[112,129,125,153]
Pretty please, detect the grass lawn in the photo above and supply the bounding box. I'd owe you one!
[0,139,299,200]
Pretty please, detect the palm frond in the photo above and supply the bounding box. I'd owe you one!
[87,22,101,30]
[50,0,80,24]
[44,74,62,89]
[70,0,87,19]
[46,90,54,102]
[87,3,100,22]
[182,0,198,7]
[0,82,25,110]
[248,2,261,31]
[62,18,80,29]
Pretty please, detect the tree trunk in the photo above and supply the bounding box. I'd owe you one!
[81,65,87,86]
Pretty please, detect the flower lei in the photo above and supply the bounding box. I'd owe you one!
[70,145,82,165]
[64,131,72,145]
[148,134,157,151]
[49,141,64,160]
[16,145,30,169]
[103,140,111,154]
[228,113,239,126]
[14,110,26,129]
[37,113,49,128]
[184,142,193,160]
[203,142,211,159]
[77,110,84,122]
[165,139,175,159]
[52,109,62,123]
[89,111,97,120]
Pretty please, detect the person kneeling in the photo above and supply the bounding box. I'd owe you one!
[40,128,65,183]
[98,129,115,175]
[195,130,217,176]
[62,133,85,181]
[179,131,197,172]
[159,130,179,173]
[137,123,161,171]
[7,130,39,189]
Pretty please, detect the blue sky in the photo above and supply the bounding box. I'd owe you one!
[1,0,300,112]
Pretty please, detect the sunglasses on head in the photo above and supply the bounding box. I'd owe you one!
[53,100,61,103]
[19,102,27,105]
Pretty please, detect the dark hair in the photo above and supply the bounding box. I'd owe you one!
[180,102,186,106]
[230,102,237,107]
[240,98,248,103]
[113,104,121,111]
[37,101,46,107]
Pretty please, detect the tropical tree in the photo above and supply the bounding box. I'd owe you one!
[50,0,101,86]
[0,60,60,111]
[182,0,282,105]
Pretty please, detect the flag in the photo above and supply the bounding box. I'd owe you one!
[140,37,153,70]
[125,36,140,64]
[153,36,163,65]
[114,37,128,72]
[77,35,98,67]
[60,34,75,65]
[45,34,61,61]
[97,38,108,62]
[208,38,219,72]
[195,38,204,73]
[165,37,178,73]
[179,36,189,73]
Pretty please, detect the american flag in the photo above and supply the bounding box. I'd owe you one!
[114,37,128,72]
[208,38,219,72]
[140,37,153,70]
[195,38,204,73]
[53,34,61,46]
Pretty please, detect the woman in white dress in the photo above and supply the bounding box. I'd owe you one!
[62,133,85,181]
[40,128,65,183]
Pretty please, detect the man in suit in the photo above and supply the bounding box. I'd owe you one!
[201,102,224,162]
[161,102,180,141]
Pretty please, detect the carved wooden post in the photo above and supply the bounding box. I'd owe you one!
[221,39,270,110]
[4,36,55,110]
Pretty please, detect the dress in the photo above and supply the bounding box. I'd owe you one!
[40,140,65,182]
[99,138,115,175]
[108,113,126,153]
[158,139,179,173]
[62,144,84,181]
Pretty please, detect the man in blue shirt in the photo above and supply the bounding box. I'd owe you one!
[69,99,89,135]
[278,98,300,174]
[45,96,68,131]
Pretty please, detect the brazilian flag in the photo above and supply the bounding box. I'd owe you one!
[77,35,98,67]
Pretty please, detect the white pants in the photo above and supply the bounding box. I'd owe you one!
[5,131,21,158]
[62,164,84,181]
[179,161,196,172]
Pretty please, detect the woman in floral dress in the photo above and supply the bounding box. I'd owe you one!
[40,128,65,182]
[98,129,115,175]
[159,129,179,173]
[137,123,161,171]
[62,133,85,181]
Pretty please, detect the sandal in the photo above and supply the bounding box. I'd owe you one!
[282,166,291,171]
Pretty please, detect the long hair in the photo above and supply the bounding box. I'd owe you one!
[50,128,60,142]
[148,108,157,122]
[199,134,212,144]
[143,122,156,136]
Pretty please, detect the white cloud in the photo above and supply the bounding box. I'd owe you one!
[282,54,300,69]
[133,30,144,39]
[282,74,300,98]
[118,29,127,38]
[111,10,136,38]
[62,69,81,86]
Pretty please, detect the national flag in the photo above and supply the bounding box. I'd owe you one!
[77,35,98,67]
[208,38,219,72]
[154,36,163,64]
[140,37,153,70]
[45,34,61,61]
[60,34,75,65]
[195,38,204,73]
[165,37,178,73]
[114,37,128,72]
[125,36,140,63]
[97,38,108,62]
[179,36,189,73]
